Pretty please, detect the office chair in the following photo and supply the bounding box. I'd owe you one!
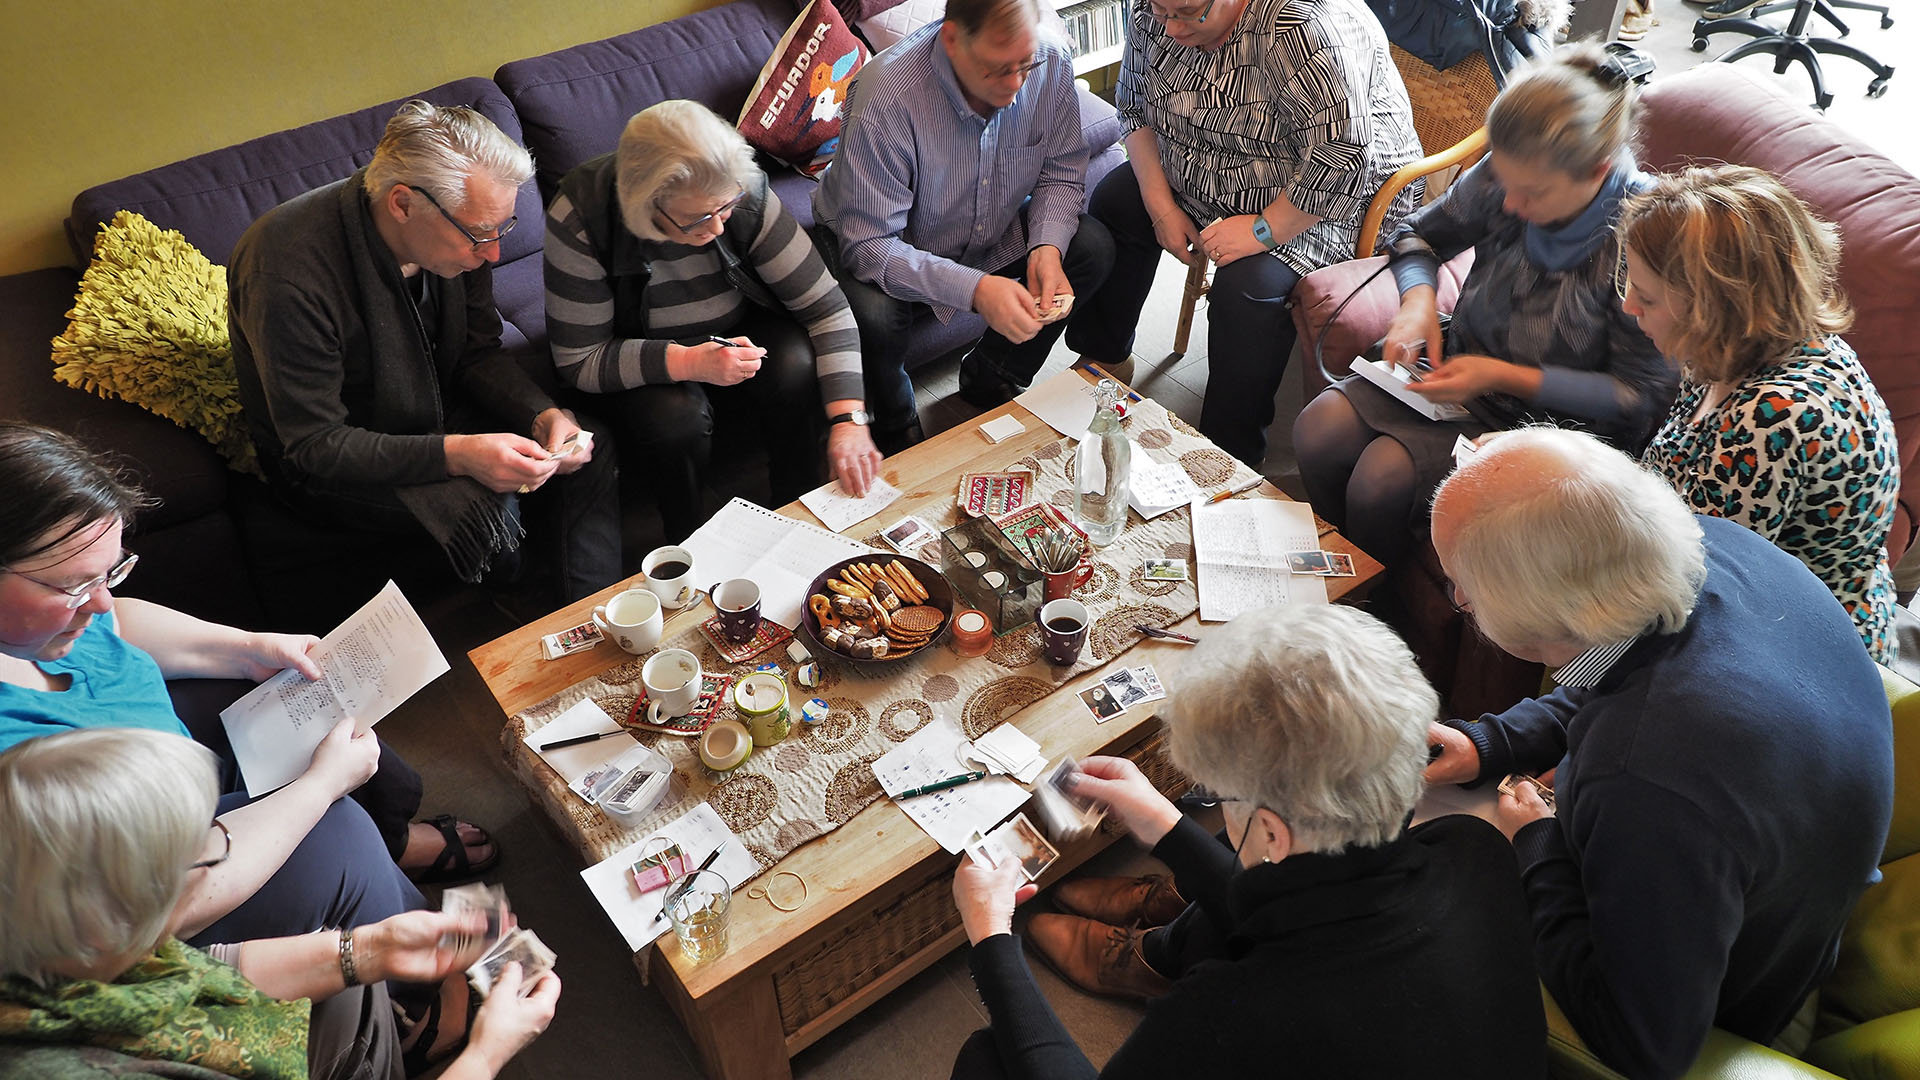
[1692,0,1894,110]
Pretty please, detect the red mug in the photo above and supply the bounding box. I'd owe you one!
[1043,558,1093,603]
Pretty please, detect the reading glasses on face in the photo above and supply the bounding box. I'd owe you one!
[405,184,516,251]
[1141,0,1215,24]
[5,551,138,609]
[659,187,747,234]
[976,52,1051,80]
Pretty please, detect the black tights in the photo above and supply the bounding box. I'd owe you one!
[1294,389,1419,569]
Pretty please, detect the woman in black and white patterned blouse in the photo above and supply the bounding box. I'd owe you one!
[1065,0,1421,468]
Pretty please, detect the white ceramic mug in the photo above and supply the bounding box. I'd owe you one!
[591,588,663,655]
[642,546,699,610]
[643,648,704,724]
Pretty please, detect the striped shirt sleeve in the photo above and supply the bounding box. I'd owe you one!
[747,189,865,403]
[542,192,672,392]
[1278,42,1377,223]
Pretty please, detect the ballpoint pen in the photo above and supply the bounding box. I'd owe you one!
[1135,624,1200,645]
[895,771,990,799]
[537,728,631,752]
[1206,477,1267,504]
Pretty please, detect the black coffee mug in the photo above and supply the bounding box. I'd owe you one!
[1039,598,1090,666]
[712,578,763,644]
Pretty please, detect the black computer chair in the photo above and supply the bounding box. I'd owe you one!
[1692,0,1894,110]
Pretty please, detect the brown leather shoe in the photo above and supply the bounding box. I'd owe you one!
[1052,873,1188,928]
[1025,914,1173,1002]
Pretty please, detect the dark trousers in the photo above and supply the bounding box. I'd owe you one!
[256,412,623,627]
[188,790,423,945]
[1068,162,1304,467]
[817,215,1115,434]
[593,309,824,543]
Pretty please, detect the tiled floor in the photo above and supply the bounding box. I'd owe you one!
[381,11,1919,1077]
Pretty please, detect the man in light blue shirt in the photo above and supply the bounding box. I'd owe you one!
[814,0,1113,449]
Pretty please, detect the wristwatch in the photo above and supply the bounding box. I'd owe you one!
[829,410,873,427]
[1251,214,1279,250]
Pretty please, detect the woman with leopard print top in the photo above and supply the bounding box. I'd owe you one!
[1621,164,1898,662]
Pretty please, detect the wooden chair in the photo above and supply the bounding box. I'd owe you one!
[1169,46,1501,356]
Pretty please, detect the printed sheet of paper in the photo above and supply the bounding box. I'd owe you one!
[1014,368,1099,440]
[681,498,873,629]
[873,717,1032,853]
[798,476,904,532]
[221,581,449,796]
[1127,441,1201,519]
[1190,499,1328,622]
[579,802,759,952]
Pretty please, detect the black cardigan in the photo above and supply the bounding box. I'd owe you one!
[964,814,1548,1079]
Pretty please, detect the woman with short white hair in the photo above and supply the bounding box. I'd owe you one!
[0,728,559,1080]
[544,100,882,541]
[947,604,1547,1077]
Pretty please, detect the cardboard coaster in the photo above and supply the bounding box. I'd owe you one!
[699,614,793,663]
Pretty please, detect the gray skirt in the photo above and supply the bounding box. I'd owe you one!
[1328,374,1493,509]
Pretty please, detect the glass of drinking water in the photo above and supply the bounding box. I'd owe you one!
[666,869,732,962]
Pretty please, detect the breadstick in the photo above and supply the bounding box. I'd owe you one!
[885,560,926,603]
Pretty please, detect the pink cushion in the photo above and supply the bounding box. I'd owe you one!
[1290,252,1475,399]
[1641,64,1920,557]
[737,0,868,176]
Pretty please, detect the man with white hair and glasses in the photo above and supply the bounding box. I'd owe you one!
[230,100,621,622]
[952,603,1546,1076]
[1425,427,1893,1079]
[814,0,1113,445]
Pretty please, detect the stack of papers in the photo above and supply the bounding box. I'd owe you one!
[1190,499,1328,622]
[579,803,759,951]
[969,724,1048,783]
[874,718,1031,853]
[681,499,873,628]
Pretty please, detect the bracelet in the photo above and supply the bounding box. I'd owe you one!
[338,928,360,987]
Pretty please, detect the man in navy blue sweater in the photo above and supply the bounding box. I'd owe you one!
[1425,428,1894,1079]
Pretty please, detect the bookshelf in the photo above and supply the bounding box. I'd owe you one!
[1055,0,1126,76]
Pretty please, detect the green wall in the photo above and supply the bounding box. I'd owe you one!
[0,0,721,277]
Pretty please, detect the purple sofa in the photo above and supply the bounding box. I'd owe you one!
[0,0,1126,629]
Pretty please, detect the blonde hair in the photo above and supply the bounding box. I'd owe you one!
[1486,42,1637,177]
[1437,427,1706,654]
[0,729,220,984]
[615,100,760,243]
[362,100,533,212]
[1166,604,1436,853]
[1619,164,1852,383]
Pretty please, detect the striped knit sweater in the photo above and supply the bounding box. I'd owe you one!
[543,165,862,402]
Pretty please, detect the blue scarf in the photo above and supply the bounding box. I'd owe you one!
[1523,149,1653,273]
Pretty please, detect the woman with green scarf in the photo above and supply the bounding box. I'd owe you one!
[0,728,561,1080]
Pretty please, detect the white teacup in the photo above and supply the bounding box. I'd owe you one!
[642,546,699,610]
[643,648,704,724]
[591,588,664,655]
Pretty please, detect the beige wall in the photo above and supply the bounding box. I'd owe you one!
[0,0,722,277]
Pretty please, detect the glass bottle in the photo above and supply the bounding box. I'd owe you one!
[1073,380,1131,546]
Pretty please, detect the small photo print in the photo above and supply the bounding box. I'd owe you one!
[1285,550,1331,575]
[1322,552,1356,577]
[1078,683,1126,721]
[988,812,1062,883]
[1102,667,1149,709]
[1142,558,1189,581]
[883,516,936,553]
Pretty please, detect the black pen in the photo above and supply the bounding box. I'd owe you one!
[1136,624,1200,645]
[896,771,990,798]
[538,728,631,752]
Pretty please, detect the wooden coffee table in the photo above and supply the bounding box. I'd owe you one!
[470,376,1381,1079]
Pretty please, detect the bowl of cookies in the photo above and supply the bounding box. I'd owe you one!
[800,555,954,666]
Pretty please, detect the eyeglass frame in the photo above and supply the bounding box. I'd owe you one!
[1441,576,1474,615]
[958,35,1053,81]
[657,187,748,235]
[189,819,233,872]
[4,551,139,609]
[404,184,517,251]
[1140,0,1217,25]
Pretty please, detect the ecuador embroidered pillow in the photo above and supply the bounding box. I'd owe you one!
[737,0,868,177]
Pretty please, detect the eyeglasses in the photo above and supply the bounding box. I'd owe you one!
[1442,577,1474,615]
[189,820,233,872]
[5,551,138,609]
[405,184,516,251]
[1141,0,1216,24]
[658,188,747,235]
[965,43,1052,80]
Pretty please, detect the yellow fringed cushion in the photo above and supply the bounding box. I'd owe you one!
[50,210,259,476]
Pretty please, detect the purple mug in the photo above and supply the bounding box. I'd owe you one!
[711,578,763,644]
[1038,598,1090,666]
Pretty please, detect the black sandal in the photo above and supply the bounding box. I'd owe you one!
[406,814,500,886]
[397,978,480,1077]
